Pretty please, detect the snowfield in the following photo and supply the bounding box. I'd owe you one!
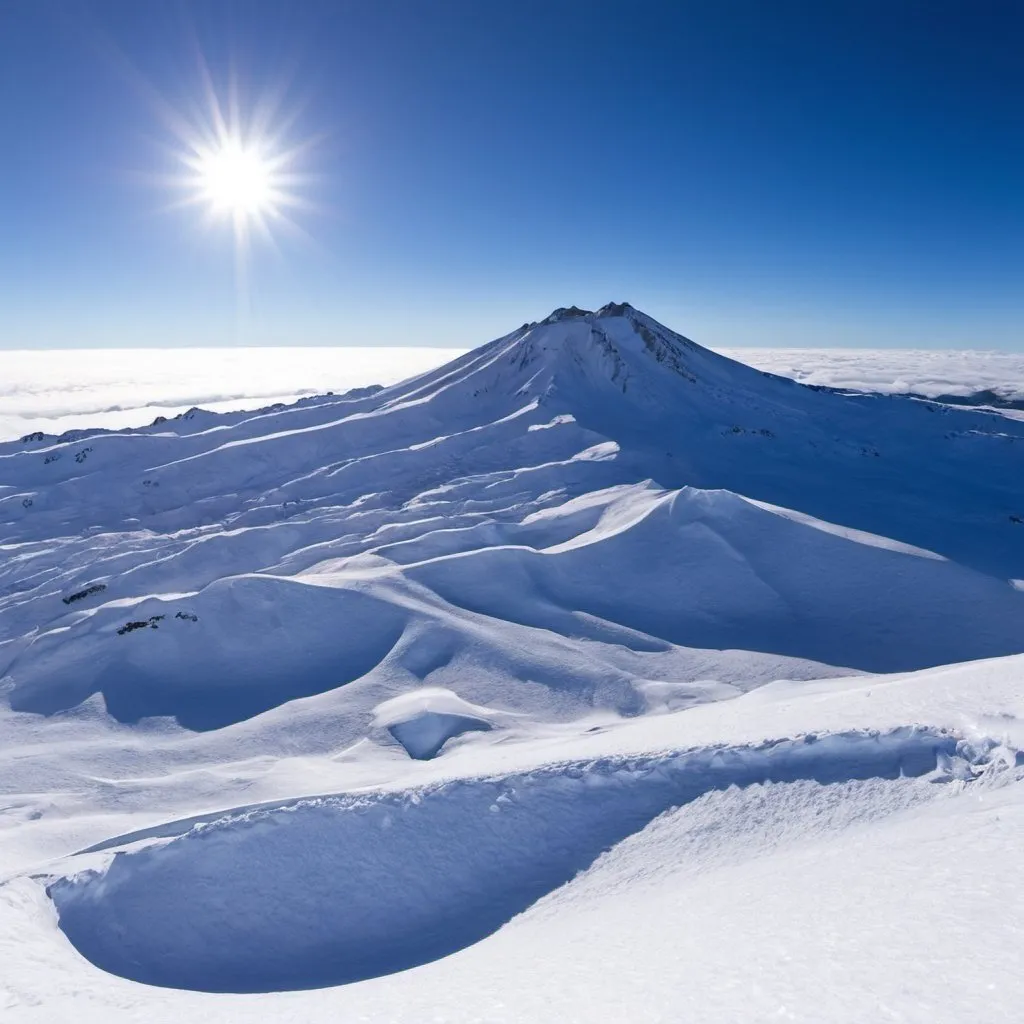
[1,303,1023,1021]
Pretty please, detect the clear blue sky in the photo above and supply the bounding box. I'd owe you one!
[2,0,1021,349]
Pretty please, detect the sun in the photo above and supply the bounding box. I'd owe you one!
[195,141,275,217]
[143,59,320,326]
[161,72,313,242]
[183,133,296,232]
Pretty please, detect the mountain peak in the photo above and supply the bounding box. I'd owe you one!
[594,301,635,318]
[539,302,636,326]
[541,305,593,325]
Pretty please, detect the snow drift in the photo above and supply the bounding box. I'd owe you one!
[50,727,971,992]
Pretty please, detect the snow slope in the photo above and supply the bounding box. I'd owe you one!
[2,303,1023,1021]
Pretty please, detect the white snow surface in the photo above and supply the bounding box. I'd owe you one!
[2,303,1024,1021]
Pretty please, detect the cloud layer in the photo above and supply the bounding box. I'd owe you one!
[0,347,463,441]
[3,345,1023,441]
[719,347,1024,401]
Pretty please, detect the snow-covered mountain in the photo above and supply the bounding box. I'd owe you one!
[2,305,1023,1021]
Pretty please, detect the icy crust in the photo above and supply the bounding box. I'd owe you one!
[48,725,999,993]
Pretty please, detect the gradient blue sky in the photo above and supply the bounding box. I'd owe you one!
[2,1,1021,349]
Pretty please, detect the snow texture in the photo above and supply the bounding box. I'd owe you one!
[2,303,1024,1021]
[48,728,972,992]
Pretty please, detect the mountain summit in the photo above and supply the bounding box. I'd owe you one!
[540,301,636,322]
[399,299,780,414]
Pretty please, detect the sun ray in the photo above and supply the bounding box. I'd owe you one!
[76,19,322,339]
[143,50,322,335]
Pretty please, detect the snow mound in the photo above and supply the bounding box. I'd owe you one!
[7,575,409,730]
[6,479,1024,733]
[49,726,981,993]
[373,688,497,759]
[3,305,1024,736]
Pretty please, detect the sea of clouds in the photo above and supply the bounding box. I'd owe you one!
[2,345,1023,441]
[720,347,1024,401]
[0,347,463,441]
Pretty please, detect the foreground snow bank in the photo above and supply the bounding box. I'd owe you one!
[50,726,988,993]
[1,654,1022,1022]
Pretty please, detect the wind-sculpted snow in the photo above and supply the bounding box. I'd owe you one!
[3,304,1024,737]
[3,652,1024,1019]
[49,726,979,992]
[4,306,1024,1020]
[373,688,498,759]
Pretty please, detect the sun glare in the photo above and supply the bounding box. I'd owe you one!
[145,58,319,325]
[162,69,313,245]
[196,141,275,216]
[183,132,296,232]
